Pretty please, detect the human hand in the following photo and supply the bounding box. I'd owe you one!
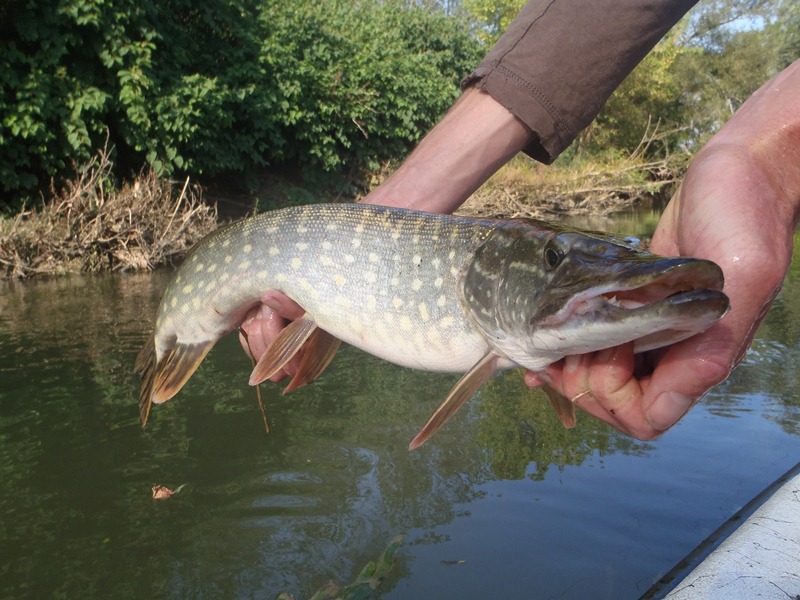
[238,291,306,381]
[527,62,800,440]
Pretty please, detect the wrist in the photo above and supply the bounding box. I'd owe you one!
[702,60,800,226]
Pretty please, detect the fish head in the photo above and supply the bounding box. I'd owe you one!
[462,222,730,370]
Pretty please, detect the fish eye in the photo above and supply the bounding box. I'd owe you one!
[544,244,563,270]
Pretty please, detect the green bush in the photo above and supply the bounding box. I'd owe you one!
[0,0,482,208]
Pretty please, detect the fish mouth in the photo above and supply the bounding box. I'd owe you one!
[538,258,730,353]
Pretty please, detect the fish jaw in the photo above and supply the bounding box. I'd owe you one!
[461,224,730,371]
[522,256,729,367]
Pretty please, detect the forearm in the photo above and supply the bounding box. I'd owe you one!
[362,88,533,213]
[697,58,800,226]
[365,0,700,213]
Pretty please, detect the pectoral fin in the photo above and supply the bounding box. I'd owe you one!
[408,352,499,451]
[283,328,342,394]
[540,384,577,429]
[135,334,214,427]
[249,316,318,385]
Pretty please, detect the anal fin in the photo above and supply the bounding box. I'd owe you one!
[135,334,215,427]
[408,352,499,451]
[249,316,318,385]
[283,328,342,394]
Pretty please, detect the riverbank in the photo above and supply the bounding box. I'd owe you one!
[0,150,681,280]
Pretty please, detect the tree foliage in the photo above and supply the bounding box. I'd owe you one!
[0,0,482,207]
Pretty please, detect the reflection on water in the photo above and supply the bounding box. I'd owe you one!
[1,212,800,599]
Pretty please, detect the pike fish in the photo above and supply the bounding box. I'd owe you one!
[136,203,729,449]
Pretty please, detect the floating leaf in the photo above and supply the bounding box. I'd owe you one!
[151,483,187,500]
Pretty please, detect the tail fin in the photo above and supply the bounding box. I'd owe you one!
[135,334,214,426]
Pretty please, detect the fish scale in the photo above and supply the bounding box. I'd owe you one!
[156,203,497,372]
[137,203,730,449]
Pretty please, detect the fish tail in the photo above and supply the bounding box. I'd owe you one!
[135,335,157,426]
[135,334,214,427]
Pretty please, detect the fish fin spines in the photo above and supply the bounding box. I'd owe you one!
[135,336,214,427]
[135,334,157,427]
[283,328,342,394]
[540,384,577,429]
[408,352,498,451]
[249,316,318,385]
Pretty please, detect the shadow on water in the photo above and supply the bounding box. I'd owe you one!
[1,209,799,599]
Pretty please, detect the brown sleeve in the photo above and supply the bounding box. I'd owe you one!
[463,0,699,163]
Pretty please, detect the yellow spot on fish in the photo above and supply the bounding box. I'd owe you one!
[367,296,377,310]
[355,224,364,234]
[291,258,302,269]
[195,263,205,272]
[390,277,399,287]
[220,272,230,283]
[432,258,441,269]
[448,250,455,260]
[170,297,178,308]
[391,230,400,240]
[392,297,403,309]
[418,302,430,322]
[450,266,458,276]
[412,255,422,267]
[239,260,251,270]
[345,254,355,263]
[297,224,309,233]
[182,284,193,294]
[222,239,231,248]
[440,316,454,328]
[412,279,422,291]
[224,256,233,264]
[322,241,333,251]
[321,256,335,267]
[368,252,379,263]
[399,315,412,331]
[256,270,268,279]
[207,264,217,273]
[269,247,280,256]
[276,273,287,282]
[266,226,278,234]
[297,242,308,251]
[205,281,217,292]
[333,274,346,287]
[192,297,201,309]
[434,277,443,288]
[437,295,447,307]
[352,238,362,248]
[364,272,377,284]
[334,294,350,307]
[325,222,338,231]
[243,244,252,253]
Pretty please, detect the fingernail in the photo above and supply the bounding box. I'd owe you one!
[564,354,582,373]
[646,391,694,431]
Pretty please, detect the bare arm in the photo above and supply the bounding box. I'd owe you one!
[537,59,800,438]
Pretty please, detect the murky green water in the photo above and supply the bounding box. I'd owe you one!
[1,211,799,599]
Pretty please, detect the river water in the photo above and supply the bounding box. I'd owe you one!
[1,210,799,599]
